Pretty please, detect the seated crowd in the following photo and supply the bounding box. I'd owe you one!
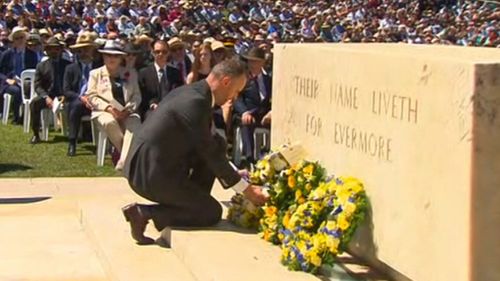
[0,27,273,169]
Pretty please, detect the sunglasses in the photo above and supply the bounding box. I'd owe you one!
[153,50,168,55]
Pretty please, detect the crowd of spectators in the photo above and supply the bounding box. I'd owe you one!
[0,0,498,169]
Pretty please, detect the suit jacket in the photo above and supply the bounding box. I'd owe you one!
[86,66,141,119]
[138,64,184,116]
[63,61,100,102]
[0,47,38,94]
[233,71,272,120]
[169,56,192,80]
[124,80,240,192]
[34,57,71,99]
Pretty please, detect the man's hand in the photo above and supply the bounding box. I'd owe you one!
[6,79,16,86]
[45,97,54,109]
[261,111,271,126]
[243,185,269,206]
[241,111,255,125]
[238,169,249,180]
[80,96,93,110]
[150,103,158,110]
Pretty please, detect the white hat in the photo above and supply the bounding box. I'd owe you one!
[98,40,126,55]
[8,26,28,41]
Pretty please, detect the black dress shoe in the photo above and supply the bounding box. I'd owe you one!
[122,203,155,245]
[30,135,41,144]
[67,144,76,157]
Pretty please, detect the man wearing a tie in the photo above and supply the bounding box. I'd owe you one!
[63,32,99,156]
[138,39,183,120]
[30,37,70,144]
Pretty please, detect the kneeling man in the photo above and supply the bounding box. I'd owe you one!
[122,58,268,244]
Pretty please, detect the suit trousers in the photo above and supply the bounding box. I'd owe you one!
[130,153,222,230]
[94,112,140,163]
[30,96,49,135]
[66,98,91,141]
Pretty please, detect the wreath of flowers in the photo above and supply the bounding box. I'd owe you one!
[228,153,368,274]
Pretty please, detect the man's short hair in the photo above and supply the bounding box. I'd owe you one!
[211,57,248,78]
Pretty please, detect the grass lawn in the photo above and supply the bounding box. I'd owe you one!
[0,122,119,177]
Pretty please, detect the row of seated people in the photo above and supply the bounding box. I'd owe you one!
[0,29,272,169]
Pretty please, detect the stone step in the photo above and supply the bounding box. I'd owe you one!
[0,197,109,281]
[77,192,198,281]
[160,183,388,281]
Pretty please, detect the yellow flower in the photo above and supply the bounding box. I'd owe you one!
[305,183,313,191]
[298,197,306,204]
[343,202,357,217]
[325,220,337,230]
[278,232,284,242]
[302,164,314,176]
[295,189,302,200]
[265,206,277,217]
[310,251,322,267]
[326,237,340,254]
[288,175,296,188]
[337,213,350,231]
[285,169,293,176]
[282,212,291,228]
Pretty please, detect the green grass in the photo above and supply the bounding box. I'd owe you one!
[0,122,120,177]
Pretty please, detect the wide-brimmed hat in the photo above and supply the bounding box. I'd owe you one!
[135,34,153,44]
[168,37,185,49]
[8,26,28,41]
[242,47,266,61]
[211,40,225,52]
[98,40,126,55]
[123,42,142,55]
[44,36,65,48]
[27,33,42,46]
[70,32,97,49]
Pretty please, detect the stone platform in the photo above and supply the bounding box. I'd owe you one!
[0,178,384,281]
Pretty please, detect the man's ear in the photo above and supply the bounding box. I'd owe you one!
[221,76,231,87]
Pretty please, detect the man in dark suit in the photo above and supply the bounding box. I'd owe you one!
[63,32,99,156]
[0,27,38,124]
[122,58,268,244]
[30,37,70,144]
[234,47,272,163]
[139,39,184,120]
[167,37,192,83]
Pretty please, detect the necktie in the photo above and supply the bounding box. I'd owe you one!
[159,68,169,97]
[80,64,90,96]
[178,62,185,82]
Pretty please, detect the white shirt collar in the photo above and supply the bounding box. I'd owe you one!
[154,62,166,73]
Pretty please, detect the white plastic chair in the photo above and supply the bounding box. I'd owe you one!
[94,118,108,166]
[232,126,243,167]
[2,93,12,125]
[20,69,36,133]
[253,128,270,160]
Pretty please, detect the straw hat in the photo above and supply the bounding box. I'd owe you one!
[167,37,185,49]
[211,40,225,51]
[70,32,97,49]
[98,40,126,55]
[8,26,28,41]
